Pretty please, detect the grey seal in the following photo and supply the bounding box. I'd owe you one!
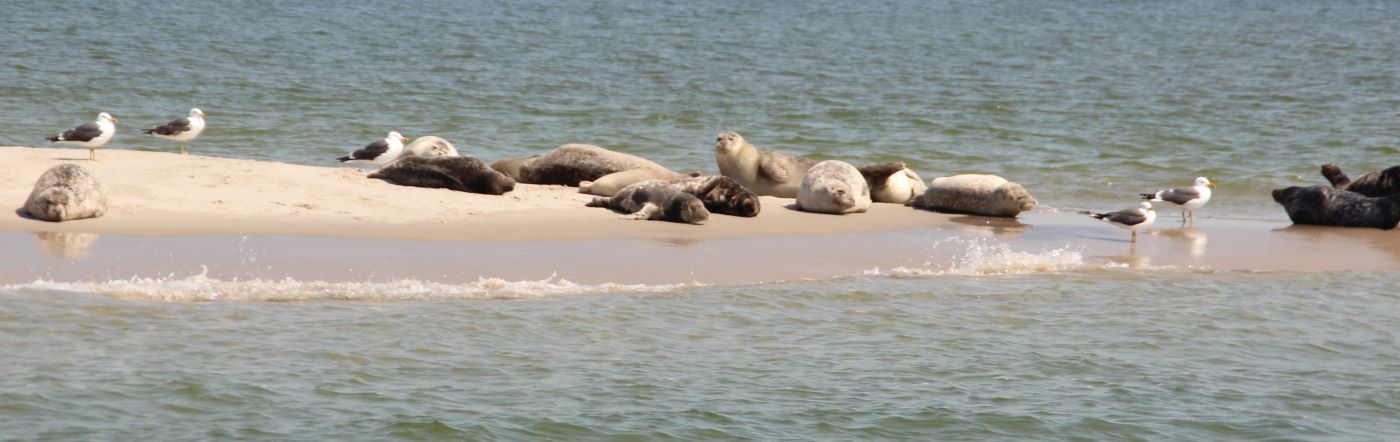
[714,131,819,198]
[668,175,762,217]
[586,180,709,224]
[403,135,459,157]
[910,174,1037,218]
[857,161,927,204]
[1321,163,1400,197]
[24,164,109,222]
[368,155,515,195]
[1272,185,1400,229]
[797,160,872,214]
[516,144,668,186]
[579,168,691,196]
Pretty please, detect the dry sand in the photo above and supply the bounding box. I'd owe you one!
[2,146,1398,287]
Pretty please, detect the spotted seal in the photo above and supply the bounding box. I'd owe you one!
[24,164,108,222]
[714,131,819,198]
[586,180,709,224]
[403,135,460,157]
[910,174,1037,218]
[797,160,872,214]
[368,155,515,195]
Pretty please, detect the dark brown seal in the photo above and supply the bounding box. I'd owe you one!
[368,156,515,195]
[516,144,667,186]
[1321,163,1400,197]
[669,175,761,217]
[1272,185,1400,229]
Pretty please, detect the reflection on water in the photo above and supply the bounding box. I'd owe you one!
[1152,227,1209,257]
[35,232,100,259]
[947,215,1031,238]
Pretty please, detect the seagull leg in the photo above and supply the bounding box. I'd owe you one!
[89,148,95,161]
[1179,208,1187,225]
[1131,231,1138,243]
[180,142,188,155]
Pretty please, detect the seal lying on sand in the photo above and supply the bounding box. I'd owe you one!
[1272,185,1400,229]
[857,162,927,204]
[714,131,819,198]
[668,175,762,217]
[910,174,1037,218]
[368,156,515,195]
[1321,163,1400,197]
[586,180,709,224]
[579,168,697,196]
[797,160,872,215]
[403,136,459,157]
[514,144,668,186]
[489,156,534,182]
[24,164,108,222]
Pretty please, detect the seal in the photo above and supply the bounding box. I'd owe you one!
[579,168,690,196]
[669,175,762,217]
[516,144,668,186]
[367,155,516,195]
[403,135,460,157]
[797,160,872,214]
[857,161,927,204]
[1321,163,1400,197]
[714,131,819,198]
[24,163,108,222]
[910,174,1037,218]
[489,155,535,182]
[586,180,710,224]
[1272,185,1400,229]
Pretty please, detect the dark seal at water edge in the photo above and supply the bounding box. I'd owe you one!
[1272,185,1400,229]
[24,163,108,222]
[368,156,515,195]
[1321,163,1400,197]
[586,180,709,224]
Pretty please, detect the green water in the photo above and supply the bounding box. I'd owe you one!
[3,0,1400,439]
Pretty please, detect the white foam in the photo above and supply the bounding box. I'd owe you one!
[6,269,695,302]
[863,238,1088,277]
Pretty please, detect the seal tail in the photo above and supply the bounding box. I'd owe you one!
[585,197,609,208]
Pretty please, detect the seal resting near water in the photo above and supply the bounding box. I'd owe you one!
[579,168,697,196]
[586,180,709,224]
[668,175,762,217]
[24,164,109,222]
[857,161,927,204]
[1321,163,1400,197]
[512,144,668,186]
[797,160,872,214]
[910,174,1037,218]
[489,156,534,182]
[1272,185,1400,229]
[368,156,515,195]
[403,136,459,157]
[714,131,819,198]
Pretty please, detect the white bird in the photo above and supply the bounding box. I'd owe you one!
[1090,201,1156,243]
[141,108,207,155]
[46,112,117,161]
[1141,177,1214,224]
[338,131,409,166]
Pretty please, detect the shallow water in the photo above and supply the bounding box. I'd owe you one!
[3,0,1400,439]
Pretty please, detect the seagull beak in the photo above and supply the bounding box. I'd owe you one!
[402,136,411,142]
[1208,183,1216,188]
[111,116,118,123]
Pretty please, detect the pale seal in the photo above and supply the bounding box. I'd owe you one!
[857,161,927,204]
[1321,163,1400,197]
[1272,185,1400,229]
[489,155,535,182]
[910,174,1037,218]
[714,131,819,198]
[586,180,709,224]
[403,135,459,157]
[516,144,668,186]
[797,160,872,214]
[24,164,109,222]
[579,168,690,196]
[368,155,515,195]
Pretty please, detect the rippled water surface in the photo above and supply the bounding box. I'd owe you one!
[3,0,1400,439]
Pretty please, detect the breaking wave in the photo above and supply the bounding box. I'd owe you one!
[862,237,1089,277]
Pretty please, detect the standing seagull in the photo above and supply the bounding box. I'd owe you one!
[338,131,409,166]
[1140,177,1214,224]
[1089,201,1156,243]
[46,112,117,161]
[141,108,207,155]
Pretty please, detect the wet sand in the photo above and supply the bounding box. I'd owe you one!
[3,146,1398,290]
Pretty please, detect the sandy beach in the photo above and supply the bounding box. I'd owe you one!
[4,145,1398,288]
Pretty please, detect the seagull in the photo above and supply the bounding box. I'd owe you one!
[338,131,409,166]
[46,112,117,161]
[141,108,207,155]
[1089,201,1156,243]
[1140,177,1214,224]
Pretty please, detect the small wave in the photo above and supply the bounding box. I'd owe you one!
[6,268,694,302]
[863,238,1088,277]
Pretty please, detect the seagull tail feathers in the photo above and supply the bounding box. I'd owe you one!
[45,136,61,142]
[140,128,155,135]
[1139,192,1159,201]
[337,156,353,162]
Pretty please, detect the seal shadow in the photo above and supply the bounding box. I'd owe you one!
[947,215,1031,238]
[781,203,863,215]
[35,231,101,259]
[14,207,38,220]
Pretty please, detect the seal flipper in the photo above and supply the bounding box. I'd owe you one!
[1321,163,1352,188]
[856,161,907,192]
[621,202,663,220]
[586,197,611,208]
[758,157,791,183]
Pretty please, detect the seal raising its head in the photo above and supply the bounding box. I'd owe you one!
[714,131,819,198]
[797,160,872,215]
[586,180,710,224]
